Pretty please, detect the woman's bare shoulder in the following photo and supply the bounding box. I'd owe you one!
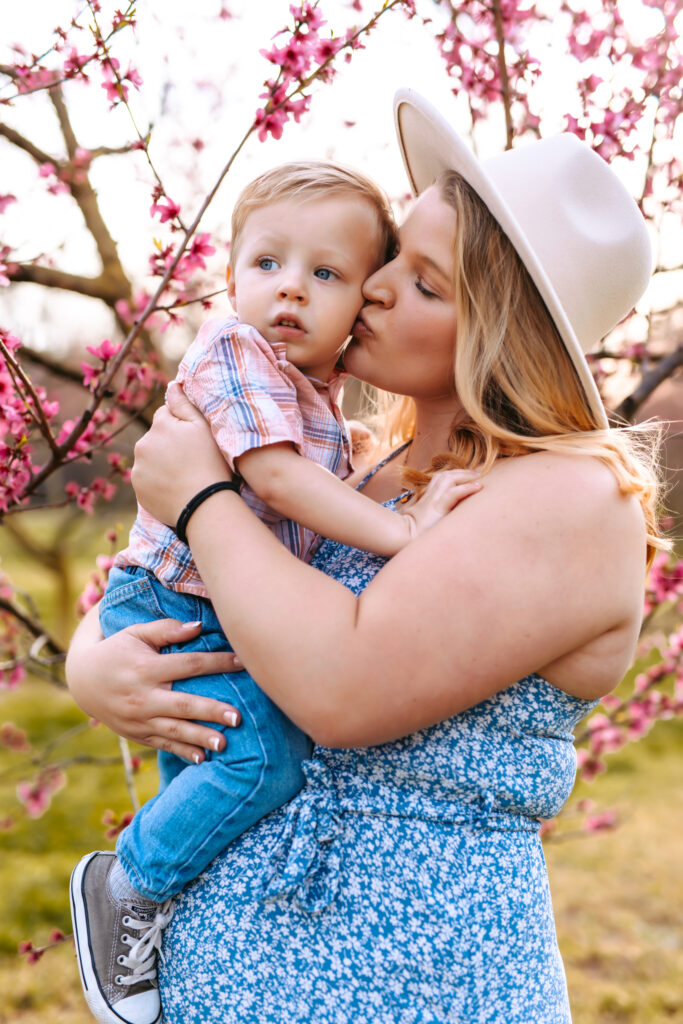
[485,449,645,537]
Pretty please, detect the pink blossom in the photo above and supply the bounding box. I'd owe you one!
[41,399,60,419]
[18,940,44,964]
[63,49,89,78]
[86,338,122,362]
[47,179,70,197]
[0,663,25,690]
[102,808,134,840]
[0,722,31,752]
[254,106,289,142]
[126,66,143,89]
[583,809,618,833]
[150,196,181,224]
[73,148,92,168]
[80,361,100,389]
[291,1,325,32]
[76,489,96,514]
[314,38,342,62]
[576,748,606,782]
[16,768,66,819]
[91,477,117,502]
[0,195,16,214]
[188,233,216,266]
[77,579,105,616]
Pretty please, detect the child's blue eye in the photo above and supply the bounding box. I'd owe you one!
[314,268,336,281]
[258,258,278,271]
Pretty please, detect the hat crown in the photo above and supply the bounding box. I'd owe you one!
[478,135,652,353]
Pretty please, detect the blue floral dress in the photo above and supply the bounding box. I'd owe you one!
[159,456,597,1023]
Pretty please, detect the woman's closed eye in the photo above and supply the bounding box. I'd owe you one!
[415,276,438,299]
[258,257,280,271]
[314,267,338,282]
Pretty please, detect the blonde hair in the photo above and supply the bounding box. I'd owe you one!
[229,160,397,273]
[382,170,668,568]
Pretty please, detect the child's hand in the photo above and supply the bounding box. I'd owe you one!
[401,469,482,538]
[346,419,376,459]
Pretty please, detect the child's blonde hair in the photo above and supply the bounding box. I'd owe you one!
[381,170,668,568]
[229,161,397,273]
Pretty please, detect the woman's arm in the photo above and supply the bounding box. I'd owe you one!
[66,605,243,762]
[133,388,647,749]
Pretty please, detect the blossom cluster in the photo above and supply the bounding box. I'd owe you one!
[0,328,60,514]
[3,1,140,108]
[539,553,683,840]
[435,0,543,134]
[145,218,219,326]
[18,931,67,965]
[16,766,67,819]
[255,1,410,142]
[575,569,683,785]
[102,807,135,840]
[560,0,683,179]
[433,0,683,205]
[0,563,27,690]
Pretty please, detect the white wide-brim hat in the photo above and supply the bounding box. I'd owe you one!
[394,89,654,429]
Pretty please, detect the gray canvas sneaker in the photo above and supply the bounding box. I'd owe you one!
[70,851,174,1024]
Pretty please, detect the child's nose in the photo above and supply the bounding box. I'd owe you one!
[277,270,307,304]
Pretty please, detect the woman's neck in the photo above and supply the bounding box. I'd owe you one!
[406,398,462,470]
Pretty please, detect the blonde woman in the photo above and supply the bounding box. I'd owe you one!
[66,90,663,1023]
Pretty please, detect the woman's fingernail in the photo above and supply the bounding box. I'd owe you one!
[193,753,201,764]
[211,737,221,751]
[233,656,243,670]
[181,621,202,630]
[224,711,239,727]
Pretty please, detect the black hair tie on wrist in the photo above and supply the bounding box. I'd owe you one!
[175,480,241,546]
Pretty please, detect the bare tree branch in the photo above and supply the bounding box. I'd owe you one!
[0,594,65,657]
[50,85,131,283]
[0,120,53,165]
[492,0,514,150]
[614,344,683,422]
[8,262,124,303]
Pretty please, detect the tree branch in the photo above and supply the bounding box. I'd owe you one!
[0,339,59,453]
[8,263,124,303]
[491,0,514,150]
[50,85,129,277]
[614,344,683,422]
[0,594,65,657]
[0,121,53,165]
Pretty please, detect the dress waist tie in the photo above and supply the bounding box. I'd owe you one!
[256,759,539,913]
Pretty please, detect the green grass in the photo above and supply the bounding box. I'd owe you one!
[547,726,683,1022]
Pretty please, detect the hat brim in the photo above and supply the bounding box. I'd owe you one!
[394,89,609,429]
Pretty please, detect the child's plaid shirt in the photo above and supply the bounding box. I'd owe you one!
[114,316,352,597]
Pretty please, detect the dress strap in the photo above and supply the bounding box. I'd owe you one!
[354,441,412,493]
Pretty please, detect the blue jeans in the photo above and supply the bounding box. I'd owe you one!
[99,566,312,901]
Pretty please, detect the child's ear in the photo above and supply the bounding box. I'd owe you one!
[226,266,236,305]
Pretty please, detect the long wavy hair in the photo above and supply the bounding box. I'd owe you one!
[375,169,668,568]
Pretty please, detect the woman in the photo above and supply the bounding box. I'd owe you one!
[67,90,663,1022]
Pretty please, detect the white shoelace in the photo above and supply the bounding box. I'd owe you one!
[115,901,175,987]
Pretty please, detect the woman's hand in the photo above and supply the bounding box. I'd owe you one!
[132,382,231,527]
[66,607,243,763]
